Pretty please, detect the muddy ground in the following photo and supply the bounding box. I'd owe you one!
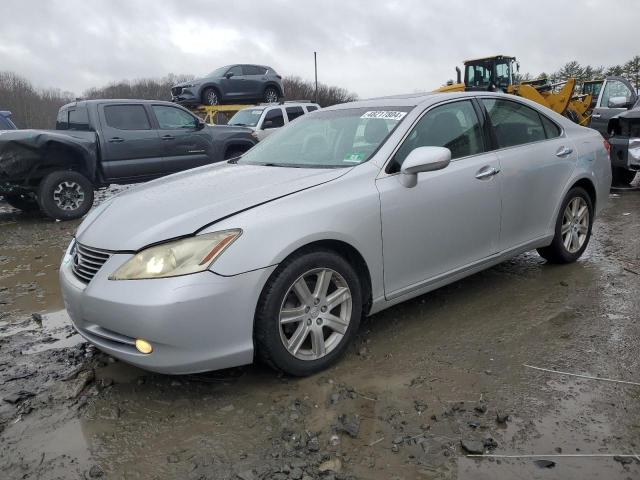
[0,181,639,480]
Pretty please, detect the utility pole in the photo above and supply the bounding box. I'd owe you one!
[314,51,318,104]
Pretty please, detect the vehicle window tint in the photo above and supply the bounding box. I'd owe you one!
[601,80,633,107]
[152,105,197,129]
[306,105,318,112]
[286,106,305,122]
[263,108,284,128]
[56,109,69,130]
[227,65,243,77]
[391,100,484,172]
[540,114,561,139]
[68,108,90,131]
[482,99,546,148]
[244,65,267,75]
[104,105,151,130]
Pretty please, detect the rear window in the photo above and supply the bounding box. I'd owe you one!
[104,105,151,130]
[286,106,305,122]
[482,98,547,148]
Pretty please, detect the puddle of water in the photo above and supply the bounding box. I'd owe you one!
[0,308,83,353]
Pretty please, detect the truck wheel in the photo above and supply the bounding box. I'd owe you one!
[37,171,94,221]
[611,167,637,186]
[3,194,40,213]
[202,88,220,106]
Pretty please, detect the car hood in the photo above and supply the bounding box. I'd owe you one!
[76,162,349,251]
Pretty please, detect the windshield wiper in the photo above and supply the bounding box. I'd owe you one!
[230,123,247,126]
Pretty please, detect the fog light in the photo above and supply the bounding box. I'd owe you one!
[135,339,153,354]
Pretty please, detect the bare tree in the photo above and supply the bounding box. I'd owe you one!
[283,76,357,107]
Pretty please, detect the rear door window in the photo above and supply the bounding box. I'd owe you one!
[481,99,547,148]
[263,108,285,128]
[68,108,90,131]
[104,105,151,130]
[306,105,318,112]
[285,106,305,122]
[244,65,267,75]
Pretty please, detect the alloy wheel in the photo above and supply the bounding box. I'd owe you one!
[561,197,589,253]
[206,90,219,105]
[265,88,279,103]
[53,181,85,211]
[279,268,352,361]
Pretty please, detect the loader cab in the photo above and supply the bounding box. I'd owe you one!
[464,56,516,92]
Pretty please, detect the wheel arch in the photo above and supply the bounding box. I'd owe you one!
[257,238,373,316]
[200,84,222,103]
[571,177,597,210]
[32,142,95,184]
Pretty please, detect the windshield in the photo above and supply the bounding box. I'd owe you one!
[238,107,412,168]
[207,66,229,78]
[228,108,264,127]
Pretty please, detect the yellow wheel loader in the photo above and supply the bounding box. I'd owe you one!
[435,55,592,125]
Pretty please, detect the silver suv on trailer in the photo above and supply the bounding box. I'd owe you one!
[227,102,320,141]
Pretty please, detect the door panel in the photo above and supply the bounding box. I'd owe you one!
[152,105,214,172]
[377,153,502,297]
[590,78,636,135]
[495,138,576,248]
[221,65,247,99]
[99,104,163,180]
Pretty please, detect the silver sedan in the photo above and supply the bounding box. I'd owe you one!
[59,92,612,376]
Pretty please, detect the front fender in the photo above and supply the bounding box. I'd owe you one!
[201,164,384,302]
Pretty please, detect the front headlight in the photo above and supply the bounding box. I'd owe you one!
[109,230,241,280]
[181,83,197,88]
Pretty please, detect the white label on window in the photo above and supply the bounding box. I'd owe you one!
[360,111,407,121]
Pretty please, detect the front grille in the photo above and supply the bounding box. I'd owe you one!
[72,242,111,283]
[171,86,183,96]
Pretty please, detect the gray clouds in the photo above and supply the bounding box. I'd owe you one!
[0,0,638,97]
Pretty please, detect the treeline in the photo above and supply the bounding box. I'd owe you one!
[0,71,74,129]
[517,55,640,86]
[0,70,358,129]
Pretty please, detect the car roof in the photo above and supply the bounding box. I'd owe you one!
[0,110,12,117]
[325,91,548,111]
[60,99,180,109]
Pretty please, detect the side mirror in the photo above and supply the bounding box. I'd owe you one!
[608,96,629,109]
[196,119,206,130]
[399,146,451,188]
[225,72,234,79]
[262,119,275,129]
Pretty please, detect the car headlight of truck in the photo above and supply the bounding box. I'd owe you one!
[109,229,241,280]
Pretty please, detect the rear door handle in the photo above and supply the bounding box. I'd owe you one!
[475,166,500,180]
[161,135,175,140]
[556,146,573,157]
[108,137,124,143]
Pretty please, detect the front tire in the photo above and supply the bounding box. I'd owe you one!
[254,250,362,376]
[202,88,220,106]
[537,187,593,264]
[4,193,40,213]
[37,171,94,221]
[611,167,637,186]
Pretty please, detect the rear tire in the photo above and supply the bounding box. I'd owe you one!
[4,193,40,213]
[254,249,362,376]
[611,167,637,186]
[202,88,220,106]
[537,187,593,264]
[37,171,94,221]
[263,86,280,103]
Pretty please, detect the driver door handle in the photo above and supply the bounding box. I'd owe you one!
[161,135,175,140]
[475,166,500,180]
[108,137,124,143]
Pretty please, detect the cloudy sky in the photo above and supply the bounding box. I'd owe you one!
[0,0,637,98]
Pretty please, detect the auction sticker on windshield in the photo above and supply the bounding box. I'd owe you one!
[361,111,407,121]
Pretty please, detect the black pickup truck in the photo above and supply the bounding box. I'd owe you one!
[0,99,257,220]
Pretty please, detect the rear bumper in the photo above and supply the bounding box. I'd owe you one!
[59,249,276,374]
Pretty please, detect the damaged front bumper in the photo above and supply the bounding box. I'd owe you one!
[609,136,640,171]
